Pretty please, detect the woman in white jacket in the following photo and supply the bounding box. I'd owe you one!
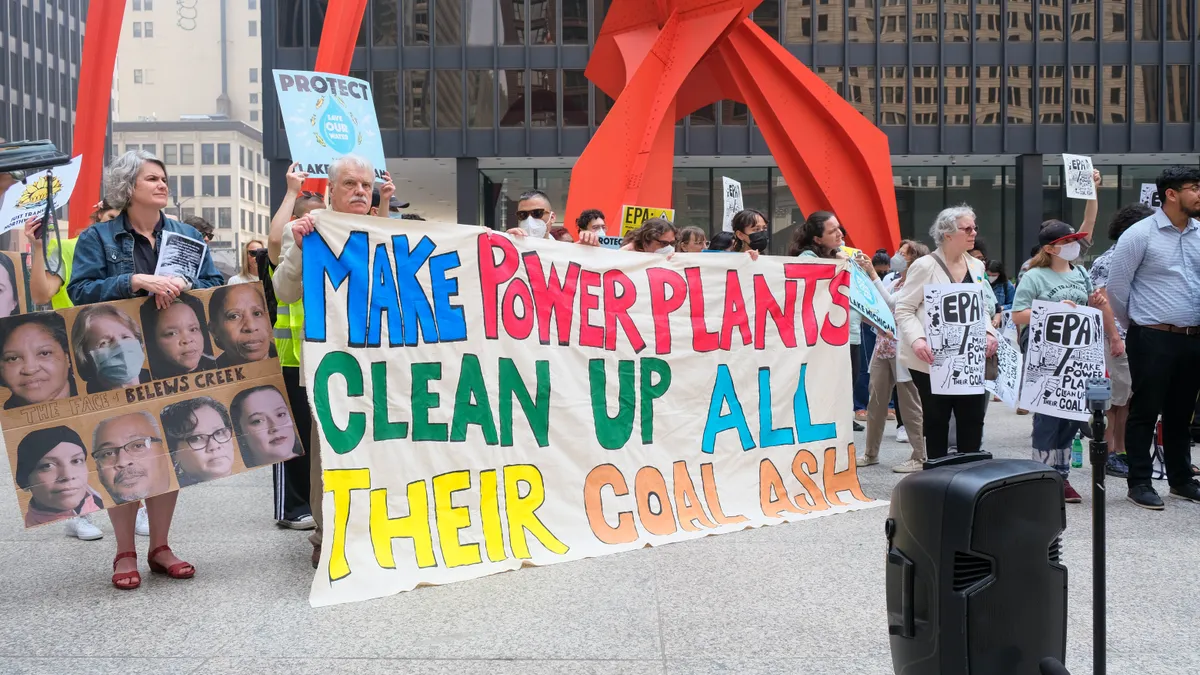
[894,206,1000,460]
[856,240,930,472]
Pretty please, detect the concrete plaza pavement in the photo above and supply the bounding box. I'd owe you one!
[0,404,1196,675]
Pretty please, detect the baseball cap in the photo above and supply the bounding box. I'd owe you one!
[1037,220,1087,246]
[371,187,410,210]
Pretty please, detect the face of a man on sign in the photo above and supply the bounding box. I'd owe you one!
[330,166,374,215]
[93,413,172,504]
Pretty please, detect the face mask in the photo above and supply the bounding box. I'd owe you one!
[890,254,907,274]
[987,274,999,283]
[1055,241,1081,262]
[748,230,770,252]
[519,217,547,239]
[655,244,675,256]
[388,211,405,220]
[91,338,143,385]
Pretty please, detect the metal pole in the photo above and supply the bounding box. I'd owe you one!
[1089,405,1108,675]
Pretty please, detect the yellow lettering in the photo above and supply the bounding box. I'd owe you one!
[504,465,568,558]
[479,469,508,562]
[323,468,371,581]
[433,471,482,568]
[369,481,437,570]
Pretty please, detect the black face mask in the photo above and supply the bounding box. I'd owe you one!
[748,230,770,252]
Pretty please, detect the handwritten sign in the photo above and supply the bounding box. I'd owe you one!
[923,284,987,395]
[986,336,1023,409]
[721,177,743,233]
[1019,300,1105,421]
[273,70,387,181]
[620,205,675,236]
[1139,183,1160,208]
[1062,154,1095,200]
[301,211,880,607]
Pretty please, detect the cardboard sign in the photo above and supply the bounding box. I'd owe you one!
[721,177,743,233]
[986,335,1023,409]
[620,205,675,236]
[848,263,895,335]
[923,284,987,395]
[273,70,388,181]
[1019,300,1105,421]
[0,156,83,235]
[2,285,297,529]
[1139,183,1160,208]
[301,212,880,607]
[1062,154,1095,200]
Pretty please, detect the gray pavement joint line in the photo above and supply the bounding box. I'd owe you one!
[653,562,669,670]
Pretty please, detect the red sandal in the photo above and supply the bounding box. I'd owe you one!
[112,551,141,590]
[147,545,195,579]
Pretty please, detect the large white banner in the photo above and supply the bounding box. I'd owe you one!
[1019,300,1105,421]
[923,283,987,395]
[301,212,880,607]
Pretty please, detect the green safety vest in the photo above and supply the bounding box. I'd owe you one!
[274,298,304,368]
[49,238,77,309]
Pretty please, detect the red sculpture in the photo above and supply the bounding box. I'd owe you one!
[566,0,900,255]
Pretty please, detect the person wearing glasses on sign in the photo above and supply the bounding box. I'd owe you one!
[161,397,237,488]
[507,190,602,246]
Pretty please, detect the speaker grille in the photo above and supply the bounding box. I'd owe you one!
[1048,536,1062,563]
[952,551,993,591]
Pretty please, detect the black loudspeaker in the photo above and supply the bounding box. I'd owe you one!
[885,453,1068,675]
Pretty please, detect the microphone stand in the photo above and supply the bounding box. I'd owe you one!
[1087,383,1111,675]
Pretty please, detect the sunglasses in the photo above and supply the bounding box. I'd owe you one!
[300,191,324,199]
[516,208,547,221]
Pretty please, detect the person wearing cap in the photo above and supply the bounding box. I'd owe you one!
[372,184,410,217]
[1011,220,1116,504]
[1017,170,1102,284]
[1105,165,1200,510]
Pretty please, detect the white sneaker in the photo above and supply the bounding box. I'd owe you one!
[892,459,924,473]
[64,516,103,541]
[895,426,909,444]
[135,506,150,537]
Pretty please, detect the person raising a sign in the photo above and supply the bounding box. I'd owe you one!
[1011,221,1114,504]
[895,206,1000,460]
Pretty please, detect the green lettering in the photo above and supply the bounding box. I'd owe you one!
[313,351,366,454]
[411,362,448,442]
[499,358,550,447]
[371,361,408,441]
[589,359,635,450]
[451,354,499,444]
[639,357,672,444]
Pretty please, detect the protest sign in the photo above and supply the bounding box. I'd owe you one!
[1000,309,1019,346]
[848,263,895,335]
[620,205,674,236]
[1062,154,1095,200]
[273,70,387,181]
[986,336,1023,409]
[154,231,208,281]
[923,284,987,395]
[721,177,743,233]
[0,156,82,235]
[301,211,880,607]
[598,234,624,249]
[1018,300,1105,421]
[1139,183,1160,208]
[1,285,297,529]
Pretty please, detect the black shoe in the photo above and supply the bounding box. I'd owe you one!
[1127,484,1165,510]
[853,421,865,432]
[1168,481,1200,504]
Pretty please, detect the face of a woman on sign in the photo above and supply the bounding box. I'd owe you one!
[2,324,71,404]
[156,302,205,372]
[27,441,90,512]
[239,388,298,465]
[0,264,18,317]
[215,286,272,362]
[173,405,236,482]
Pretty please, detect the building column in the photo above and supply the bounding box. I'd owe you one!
[456,157,479,226]
[1014,153,1043,275]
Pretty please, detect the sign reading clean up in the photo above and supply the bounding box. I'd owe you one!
[273,70,387,180]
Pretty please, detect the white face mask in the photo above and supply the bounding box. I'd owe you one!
[1056,241,1081,262]
[519,217,547,239]
[987,274,999,283]
[655,244,675,256]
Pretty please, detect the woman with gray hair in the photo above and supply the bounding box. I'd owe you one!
[894,205,1000,460]
[63,150,224,589]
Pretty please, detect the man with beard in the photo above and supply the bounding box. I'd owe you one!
[1106,166,1200,510]
[93,411,173,505]
[272,154,393,568]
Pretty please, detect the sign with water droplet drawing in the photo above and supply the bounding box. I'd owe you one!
[273,70,388,181]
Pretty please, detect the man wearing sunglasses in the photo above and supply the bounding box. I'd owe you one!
[507,190,601,246]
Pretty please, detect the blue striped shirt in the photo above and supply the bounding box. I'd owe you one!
[1106,209,1200,329]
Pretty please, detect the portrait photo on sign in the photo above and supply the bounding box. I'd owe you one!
[66,304,152,394]
[229,384,303,469]
[13,425,103,527]
[207,283,276,367]
[161,395,240,488]
[0,252,29,317]
[141,294,219,379]
[89,410,177,505]
[0,311,78,409]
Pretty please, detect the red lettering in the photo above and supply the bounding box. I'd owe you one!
[718,270,752,351]
[502,279,534,340]
[523,254,579,346]
[478,234,520,340]
[821,269,851,346]
[783,262,836,347]
[647,268,687,354]
[754,275,798,349]
[578,270,604,348]
[684,267,719,352]
[602,270,645,352]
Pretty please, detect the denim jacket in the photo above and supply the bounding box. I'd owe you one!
[67,213,225,305]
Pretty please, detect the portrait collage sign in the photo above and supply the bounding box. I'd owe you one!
[1,284,300,529]
[923,283,988,395]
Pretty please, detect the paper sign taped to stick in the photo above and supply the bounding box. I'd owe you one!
[273,70,387,181]
[849,263,895,335]
[1062,154,1096,200]
[0,156,83,235]
[986,336,1023,409]
[923,283,987,395]
[1,286,297,529]
[1019,300,1105,421]
[620,205,674,236]
[1139,183,1160,208]
[301,212,881,607]
[154,231,208,281]
[721,177,743,233]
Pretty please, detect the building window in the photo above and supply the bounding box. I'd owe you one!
[145,0,154,8]
[373,70,400,129]
[436,71,462,129]
[880,66,907,124]
[249,0,257,8]
[219,208,232,229]
[145,22,154,37]
[134,0,142,9]
[1103,66,1126,122]
[167,176,178,196]
[133,69,143,83]
[466,70,495,128]
[180,144,195,165]
[163,144,177,164]
[249,68,258,83]
[202,176,216,196]
[142,144,157,156]
[530,70,557,127]
[201,143,215,165]
[250,93,258,104]
[203,207,217,225]
[1165,65,1189,122]
[240,179,247,200]
[181,176,195,197]
[133,22,142,38]
[1007,66,1033,123]
[1039,66,1065,123]
[125,144,139,154]
[1070,66,1097,123]
[241,210,247,229]
[975,66,1002,124]
[563,70,589,127]
[250,110,259,122]
[217,143,231,164]
[181,207,195,220]
[405,70,430,128]
[249,21,257,37]
[218,175,231,197]
[1133,65,1159,122]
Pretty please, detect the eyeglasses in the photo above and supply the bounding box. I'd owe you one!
[93,437,162,468]
[516,208,547,221]
[656,238,675,248]
[1177,184,1200,194]
[180,427,233,451]
[203,233,214,242]
[958,225,978,234]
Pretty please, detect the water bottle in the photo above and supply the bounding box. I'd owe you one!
[1071,433,1084,468]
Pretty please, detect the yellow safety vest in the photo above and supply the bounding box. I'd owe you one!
[48,237,77,309]
[274,297,304,368]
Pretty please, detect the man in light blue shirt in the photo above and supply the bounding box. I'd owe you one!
[1105,166,1200,509]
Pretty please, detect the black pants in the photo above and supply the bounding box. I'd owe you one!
[910,370,987,459]
[1124,326,1200,488]
[892,387,904,428]
[273,366,314,521]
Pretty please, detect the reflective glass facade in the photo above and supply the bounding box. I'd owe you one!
[0,0,85,153]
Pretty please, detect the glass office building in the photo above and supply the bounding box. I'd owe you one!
[0,0,86,153]
[262,0,1200,267]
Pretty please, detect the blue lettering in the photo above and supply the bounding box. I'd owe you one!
[701,364,756,454]
[758,368,795,448]
[428,250,467,342]
[367,243,404,347]
[793,363,837,444]
[392,235,440,345]
[303,231,369,344]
